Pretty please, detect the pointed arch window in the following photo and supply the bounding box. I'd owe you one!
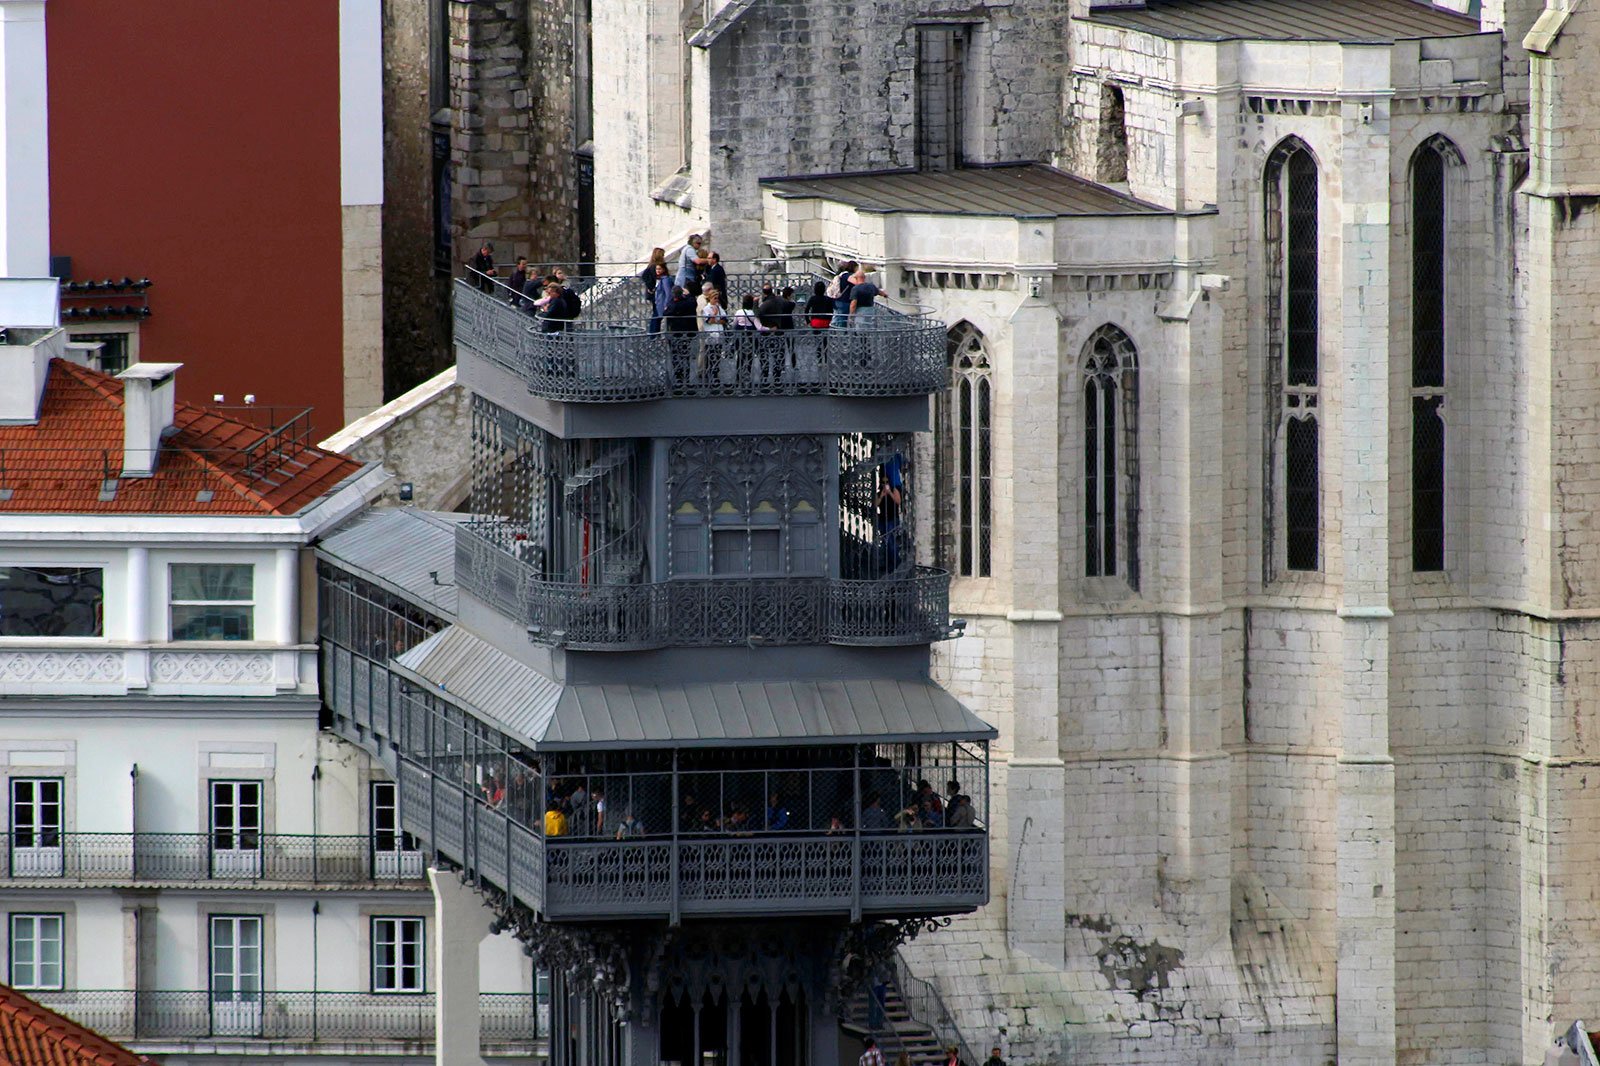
[1264,138,1320,576]
[935,325,992,577]
[1097,83,1129,184]
[1083,325,1139,585]
[1411,135,1463,572]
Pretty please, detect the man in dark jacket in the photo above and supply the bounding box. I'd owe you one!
[468,241,496,291]
[705,252,728,308]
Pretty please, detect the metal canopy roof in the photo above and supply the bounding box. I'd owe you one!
[763,163,1168,218]
[315,508,465,619]
[393,624,997,750]
[1085,0,1481,43]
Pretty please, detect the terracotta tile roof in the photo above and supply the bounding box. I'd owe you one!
[0,985,151,1066]
[0,360,365,516]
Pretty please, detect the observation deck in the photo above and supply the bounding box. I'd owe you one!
[452,270,947,437]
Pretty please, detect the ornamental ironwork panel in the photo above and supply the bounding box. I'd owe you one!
[454,279,948,401]
[457,525,951,648]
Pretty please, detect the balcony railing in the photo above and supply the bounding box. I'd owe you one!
[28,990,539,1045]
[392,742,991,921]
[457,524,953,650]
[0,832,426,884]
[454,278,949,402]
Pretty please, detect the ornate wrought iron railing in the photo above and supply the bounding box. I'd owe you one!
[893,950,981,1066]
[456,523,953,649]
[0,832,426,884]
[541,833,988,920]
[453,278,948,401]
[28,989,539,1044]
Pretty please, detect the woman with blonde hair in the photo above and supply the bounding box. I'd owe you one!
[640,248,668,300]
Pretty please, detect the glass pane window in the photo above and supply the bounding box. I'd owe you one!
[170,563,254,641]
[10,778,62,848]
[10,914,64,990]
[372,916,425,993]
[0,567,103,637]
[210,915,262,998]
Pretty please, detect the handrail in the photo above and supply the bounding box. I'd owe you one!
[893,951,981,1066]
[456,522,954,649]
[452,276,950,401]
[0,831,426,883]
[28,989,541,1043]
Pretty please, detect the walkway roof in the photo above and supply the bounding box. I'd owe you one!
[393,623,996,750]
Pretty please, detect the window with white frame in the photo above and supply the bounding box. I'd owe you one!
[169,563,254,641]
[10,913,64,990]
[372,916,425,993]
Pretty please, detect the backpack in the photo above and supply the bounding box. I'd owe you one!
[825,273,845,300]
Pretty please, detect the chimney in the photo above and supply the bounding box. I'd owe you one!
[0,1,50,278]
[117,362,182,477]
[0,0,61,424]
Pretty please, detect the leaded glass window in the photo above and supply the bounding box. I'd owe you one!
[1082,325,1139,585]
[1264,138,1320,576]
[935,325,992,577]
[1411,135,1461,572]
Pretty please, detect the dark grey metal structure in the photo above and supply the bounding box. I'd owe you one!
[316,278,993,1066]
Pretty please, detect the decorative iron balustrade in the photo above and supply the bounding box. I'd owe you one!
[454,279,949,401]
[0,832,426,884]
[28,989,539,1044]
[456,523,953,649]
[389,738,990,922]
[541,833,987,919]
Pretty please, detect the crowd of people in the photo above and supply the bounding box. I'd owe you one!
[533,774,979,840]
[468,236,888,350]
[642,234,883,334]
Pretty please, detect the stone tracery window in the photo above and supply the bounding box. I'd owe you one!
[935,324,992,577]
[1082,325,1140,585]
[1263,137,1320,577]
[1411,134,1463,573]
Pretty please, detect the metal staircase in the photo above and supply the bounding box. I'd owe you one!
[844,980,948,1066]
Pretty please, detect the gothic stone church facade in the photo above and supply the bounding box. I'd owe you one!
[572,0,1600,1061]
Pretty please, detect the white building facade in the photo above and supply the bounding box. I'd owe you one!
[0,352,540,1064]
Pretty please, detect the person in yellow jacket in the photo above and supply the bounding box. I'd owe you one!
[544,802,567,837]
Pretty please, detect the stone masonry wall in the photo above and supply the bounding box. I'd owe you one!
[449,0,579,268]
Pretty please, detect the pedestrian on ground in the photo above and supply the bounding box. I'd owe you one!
[984,1045,1005,1066]
[859,1037,885,1066]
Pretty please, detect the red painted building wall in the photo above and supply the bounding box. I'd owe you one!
[46,1,345,438]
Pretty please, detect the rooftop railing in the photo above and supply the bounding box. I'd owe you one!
[28,989,540,1045]
[456,523,954,650]
[0,832,426,884]
[454,274,949,402]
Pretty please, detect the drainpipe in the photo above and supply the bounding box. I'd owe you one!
[129,765,139,878]
[312,900,320,1042]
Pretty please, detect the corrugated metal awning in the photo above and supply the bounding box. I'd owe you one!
[762,163,1167,218]
[315,508,464,620]
[1084,0,1481,43]
[393,624,996,750]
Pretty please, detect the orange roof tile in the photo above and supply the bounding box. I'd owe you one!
[0,360,365,516]
[0,985,151,1066]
